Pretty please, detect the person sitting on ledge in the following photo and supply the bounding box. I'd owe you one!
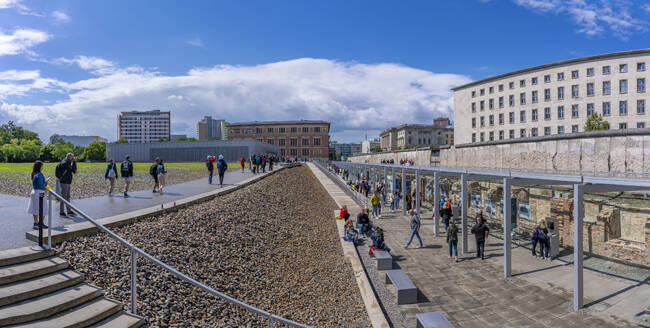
[371,227,390,253]
[356,208,374,237]
[339,205,350,220]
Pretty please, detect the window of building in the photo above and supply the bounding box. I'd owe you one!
[572,104,579,118]
[302,138,310,146]
[498,113,504,125]
[499,130,504,140]
[619,123,627,129]
[267,138,274,144]
[507,95,514,106]
[620,100,628,115]
[603,81,611,95]
[557,126,565,134]
[480,88,485,95]
[638,122,646,128]
[638,62,646,71]
[532,108,538,121]
[472,102,476,112]
[472,133,476,143]
[572,125,579,133]
[234,128,241,134]
[531,90,538,103]
[571,70,579,79]
[489,115,494,126]
[544,88,551,101]
[509,112,515,124]
[489,98,494,109]
[489,131,494,141]
[557,72,564,81]
[290,149,297,156]
[544,107,551,120]
[637,78,645,92]
[290,138,298,146]
[302,149,310,156]
[301,127,309,133]
[544,75,551,83]
[520,80,525,87]
[520,92,526,105]
[558,106,564,119]
[314,127,321,133]
[480,132,485,142]
[472,117,476,128]
[499,84,504,91]
[480,100,485,110]
[557,86,564,100]
[255,128,263,134]
[520,129,526,138]
[520,110,526,122]
[499,96,504,108]
[290,127,298,133]
[619,64,628,73]
[603,102,611,116]
[245,128,253,134]
[471,91,476,97]
[544,127,551,135]
[620,79,628,94]
[587,82,594,96]
[509,129,515,139]
[637,99,645,114]
[587,103,595,116]
[278,138,286,146]
[509,82,514,89]
[571,85,579,98]
[489,86,494,94]
[531,77,538,85]
[603,66,611,74]
[586,67,594,76]
[531,128,538,137]
[480,116,485,127]
[266,127,273,133]
[278,127,286,133]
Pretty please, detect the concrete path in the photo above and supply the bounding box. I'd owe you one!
[0,169,258,250]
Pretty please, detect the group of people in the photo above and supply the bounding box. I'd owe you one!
[341,206,391,253]
[246,154,276,174]
[105,155,164,196]
[206,155,228,186]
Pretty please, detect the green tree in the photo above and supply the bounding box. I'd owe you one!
[0,139,41,162]
[39,143,57,162]
[175,137,197,142]
[0,121,39,145]
[208,136,220,141]
[372,146,382,153]
[82,141,106,161]
[49,134,63,144]
[52,141,77,160]
[156,137,169,142]
[113,138,129,144]
[584,113,610,131]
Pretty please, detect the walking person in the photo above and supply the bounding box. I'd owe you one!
[249,155,254,172]
[55,153,76,217]
[447,218,459,262]
[394,191,400,210]
[240,156,246,173]
[268,155,274,171]
[471,211,490,260]
[206,155,215,184]
[151,158,161,193]
[105,159,118,196]
[157,159,166,193]
[536,221,551,260]
[27,160,48,230]
[217,154,228,187]
[440,200,453,232]
[404,209,423,249]
[255,155,262,174]
[389,191,395,211]
[261,155,266,173]
[120,155,133,198]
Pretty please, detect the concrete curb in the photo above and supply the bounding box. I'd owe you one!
[26,165,297,245]
[306,163,390,328]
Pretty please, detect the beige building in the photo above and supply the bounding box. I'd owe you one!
[453,49,650,145]
[380,124,453,151]
[197,116,227,140]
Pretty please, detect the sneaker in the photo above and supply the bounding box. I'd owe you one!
[67,211,75,216]
[153,190,158,193]
[59,212,67,217]
[404,244,409,249]
[32,223,39,230]
[40,223,48,229]
[124,193,129,198]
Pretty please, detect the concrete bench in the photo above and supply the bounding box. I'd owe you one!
[385,269,417,304]
[416,312,454,328]
[373,250,393,270]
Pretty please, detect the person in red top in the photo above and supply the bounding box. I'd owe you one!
[339,205,350,220]
[240,157,246,173]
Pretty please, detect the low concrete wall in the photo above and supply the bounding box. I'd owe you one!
[348,148,432,166]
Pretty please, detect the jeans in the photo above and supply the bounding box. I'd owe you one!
[208,170,213,184]
[476,239,485,259]
[372,204,379,217]
[59,183,72,214]
[531,239,538,256]
[219,173,225,186]
[390,201,395,210]
[448,240,458,257]
[395,199,400,209]
[357,223,374,236]
[406,228,423,247]
[539,238,550,258]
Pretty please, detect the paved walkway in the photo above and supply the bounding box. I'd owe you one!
[0,169,259,250]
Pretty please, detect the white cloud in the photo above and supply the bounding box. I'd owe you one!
[186,37,203,47]
[0,0,43,16]
[0,28,50,56]
[512,0,647,39]
[52,10,70,23]
[0,58,470,142]
[54,56,117,75]
[0,0,21,9]
[0,70,40,81]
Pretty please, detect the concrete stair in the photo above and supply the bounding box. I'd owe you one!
[0,247,145,328]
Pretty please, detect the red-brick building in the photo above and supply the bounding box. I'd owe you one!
[227,120,331,160]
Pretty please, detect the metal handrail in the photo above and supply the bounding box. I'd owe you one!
[42,190,310,328]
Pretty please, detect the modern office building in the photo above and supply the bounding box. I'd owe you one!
[117,110,171,143]
[379,124,453,151]
[58,135,107,147]
[197,116,227,140]
[452,49,650,145]
[226,120,330,160]
[330,141,362,158]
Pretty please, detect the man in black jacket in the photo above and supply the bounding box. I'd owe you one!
[56,153,77,216]
[120,155,134,198]
[471,210,490,260]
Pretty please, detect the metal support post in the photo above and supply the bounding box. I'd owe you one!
[391,167,395,193]
[31,193,48,251]
[131,248,137,314]
[503,178,512,278]
[401,168,407,216]
[573,184,584,311]
[461,174,468,254]
[47,191,52,249]
[433,172,440,237]
[415,170,421,215]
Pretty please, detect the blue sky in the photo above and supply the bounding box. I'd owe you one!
[1,0,650,142]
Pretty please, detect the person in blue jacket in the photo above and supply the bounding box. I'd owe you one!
[27,160,48,230]
[105,158,118,196]
[217,154,228,187]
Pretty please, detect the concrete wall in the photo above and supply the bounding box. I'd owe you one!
[107,140,280,162]
[347,148,432,166]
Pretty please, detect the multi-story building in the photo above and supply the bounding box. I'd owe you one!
[379,124,453,151]
[453,49,650,145]
[197,116,227,140]
[58,135,107,147]
[330,141,362,158]
[361,138,381,153]
[226,120,330,160]
[118,110,170,143]
[434,117,451,127]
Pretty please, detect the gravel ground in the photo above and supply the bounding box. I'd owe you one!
[55,165,370,327]
[0,163,207,199]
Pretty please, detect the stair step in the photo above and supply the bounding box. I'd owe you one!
[0,247,54,267]
[0,283,103,326]
[7,297,122,328]
[0,257,68,286]
[0,269,84,307]
[90,311,146,328]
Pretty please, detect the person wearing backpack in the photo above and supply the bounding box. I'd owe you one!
[150,158,161,193]
[404,208,423,249]
[206,155,215,184]
[120,155,134,198]
[440,200,453,232]
[157,159,166,193]
[104,159,118,196]
[55,153,77,217]
[471,211,490,260]
[446,218,459,262]
[537,221,550,260]
[217,154,227,187]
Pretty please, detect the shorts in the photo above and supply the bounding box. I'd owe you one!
[153,175,158,183]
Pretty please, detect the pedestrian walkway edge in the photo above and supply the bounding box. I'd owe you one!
[306,163,390,328]
[26,165,296,244]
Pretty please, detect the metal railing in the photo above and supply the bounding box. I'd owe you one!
[34,190,310,328]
